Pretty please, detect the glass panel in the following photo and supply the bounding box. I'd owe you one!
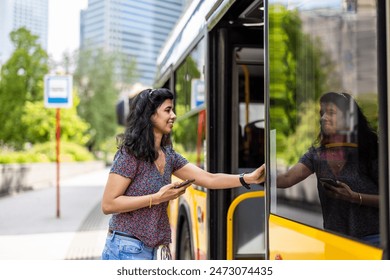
[237,48,265,168]
[269,0,379,246]
[174,39,206,168]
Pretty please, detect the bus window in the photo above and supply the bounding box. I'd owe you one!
[174,39,206,167]
[269,0,380,245]
[236,48,265,168]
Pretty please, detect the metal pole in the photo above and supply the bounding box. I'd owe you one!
[56,108,61,218]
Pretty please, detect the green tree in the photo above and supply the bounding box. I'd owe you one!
[73,48,137,152]
[21,91,91,145]
[0,27,49,149]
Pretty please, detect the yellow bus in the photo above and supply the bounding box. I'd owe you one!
[152,0,389,260]
[155,0,266,260]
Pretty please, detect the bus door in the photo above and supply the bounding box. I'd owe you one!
[208,22,265,259]
[230,46,266,260]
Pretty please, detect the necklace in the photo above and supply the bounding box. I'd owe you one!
[154,150,165,174]
[324,147,346,173]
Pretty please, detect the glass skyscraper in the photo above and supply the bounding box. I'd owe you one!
[0,0,48,65]
[80,0,187,86]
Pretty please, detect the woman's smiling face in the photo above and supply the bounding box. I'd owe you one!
[151,98,176,135]
[320,102,347,136]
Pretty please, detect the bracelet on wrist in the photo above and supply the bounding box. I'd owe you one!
[239,173,251,189]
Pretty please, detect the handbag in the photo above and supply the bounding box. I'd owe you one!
[155,244,172,260]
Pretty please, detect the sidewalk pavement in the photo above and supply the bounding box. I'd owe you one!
[0,167,112,260]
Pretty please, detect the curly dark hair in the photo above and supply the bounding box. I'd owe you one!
[118,88,174,162]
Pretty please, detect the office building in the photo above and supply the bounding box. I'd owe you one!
[80,0,188,86]
[0,0,48,65]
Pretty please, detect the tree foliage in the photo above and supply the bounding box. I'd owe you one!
[0,27,49,148]
[0,27,92,156]
[21,92,91,145]
[73,48,137,151]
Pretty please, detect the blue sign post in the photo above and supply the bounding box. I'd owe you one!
[44,75,73,218]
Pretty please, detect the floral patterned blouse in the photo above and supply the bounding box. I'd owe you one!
[108,146,188,247]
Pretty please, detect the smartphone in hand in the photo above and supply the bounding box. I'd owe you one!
[174,179,195,189]
[319,178,339,188]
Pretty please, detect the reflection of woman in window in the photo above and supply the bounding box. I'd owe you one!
[277,92,379,245]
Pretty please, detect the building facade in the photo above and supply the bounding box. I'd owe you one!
[0,0,48,65]
[80,0,188,86]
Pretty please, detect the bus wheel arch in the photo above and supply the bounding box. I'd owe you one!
[176,205,194,260]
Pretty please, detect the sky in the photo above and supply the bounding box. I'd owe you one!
[47,0,88,62]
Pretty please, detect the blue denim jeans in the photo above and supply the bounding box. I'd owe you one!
[101,230,157,260]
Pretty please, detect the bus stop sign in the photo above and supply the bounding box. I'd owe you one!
[44,75,73,108]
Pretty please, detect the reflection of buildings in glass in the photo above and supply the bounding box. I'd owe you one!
[300,0,377,96]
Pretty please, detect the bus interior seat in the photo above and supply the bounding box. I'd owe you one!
[242,120,264,167]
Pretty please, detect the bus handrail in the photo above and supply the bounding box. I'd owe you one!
[226,190,265,260]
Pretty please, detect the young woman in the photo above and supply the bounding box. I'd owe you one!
[101,88,265,260]
[276,92,379,245]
